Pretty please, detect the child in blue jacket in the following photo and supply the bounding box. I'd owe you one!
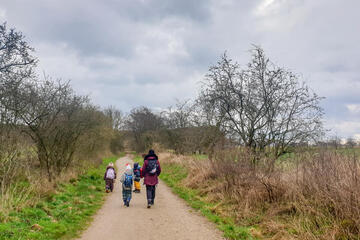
[120,164,133,207]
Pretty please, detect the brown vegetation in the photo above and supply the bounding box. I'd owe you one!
[161,149,360,239]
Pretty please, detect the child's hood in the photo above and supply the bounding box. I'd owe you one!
[134,162,139,169]
[125,165,132,175]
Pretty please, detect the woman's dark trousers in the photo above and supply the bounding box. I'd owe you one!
[146,185,156,205]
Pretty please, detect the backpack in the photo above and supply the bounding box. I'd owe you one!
[134,169,141,180]
[106,168,115,179]
[123,173,133,189]
[146,159,158,176]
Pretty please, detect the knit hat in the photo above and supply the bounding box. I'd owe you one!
[125,164,132,175]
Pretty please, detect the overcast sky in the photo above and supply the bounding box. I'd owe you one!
[0,0,359,139]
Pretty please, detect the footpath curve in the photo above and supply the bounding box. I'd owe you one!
[77,155,225,240]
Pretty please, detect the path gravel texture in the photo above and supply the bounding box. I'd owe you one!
[77,155,225,240]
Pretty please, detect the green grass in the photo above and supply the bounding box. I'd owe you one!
[133,155,144,165]
[0,156,119,240]
[160,162,255,240]
[335,147,360,156]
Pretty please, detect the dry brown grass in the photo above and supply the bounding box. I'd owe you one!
[160,149,360,239]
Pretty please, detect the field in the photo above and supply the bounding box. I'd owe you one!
[159,147,360,240]
[160,158,254,239]
[0,156,119,240]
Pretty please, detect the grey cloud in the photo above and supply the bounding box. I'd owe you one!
[1,0,211,58]
[106,0,211,23]
[2,1,138,58]
[0,0,359,137]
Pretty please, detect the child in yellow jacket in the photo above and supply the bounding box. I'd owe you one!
[133,162,141,193]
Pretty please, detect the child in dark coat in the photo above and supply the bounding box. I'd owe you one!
[103,162,116,192]
[133,162,141,193]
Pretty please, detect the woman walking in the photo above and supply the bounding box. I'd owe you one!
[141,149,161,208]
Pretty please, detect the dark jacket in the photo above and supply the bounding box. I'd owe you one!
[141,154,161,186]
[133,163,141,181]
[104,166,116,180]
[144,153,158,160]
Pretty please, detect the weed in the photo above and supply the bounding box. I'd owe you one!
[133,155,144,165]
[160,149,360,240]
[0,156,118,240]
[160,161,254,240]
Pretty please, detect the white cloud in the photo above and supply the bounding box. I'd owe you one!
[254,0,278,17]
[346,104,360,114]
[354,134,360,142]
[326,119,360,138]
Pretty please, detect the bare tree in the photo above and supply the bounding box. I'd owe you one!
[126,106,163,152]
[346,137,357,148]
[103,106,125,153]
[327,136,342,149]
[0,22,113,186]
[103,106,125,130]
[9,78,96,181]
[157,100,226,154]
[0,22,37,77]
[162,99,193,129]
[0,22,37,189]
[73,106,114,161]
[0,22,37,132]
[198,46,324,158]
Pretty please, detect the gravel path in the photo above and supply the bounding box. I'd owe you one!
[77,155,225,240]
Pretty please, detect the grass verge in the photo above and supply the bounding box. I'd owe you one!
[0,156,120,240]
[133,155,144,165]
[160,162,255,240]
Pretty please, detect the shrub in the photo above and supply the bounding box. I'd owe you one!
[160,148,360,239]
